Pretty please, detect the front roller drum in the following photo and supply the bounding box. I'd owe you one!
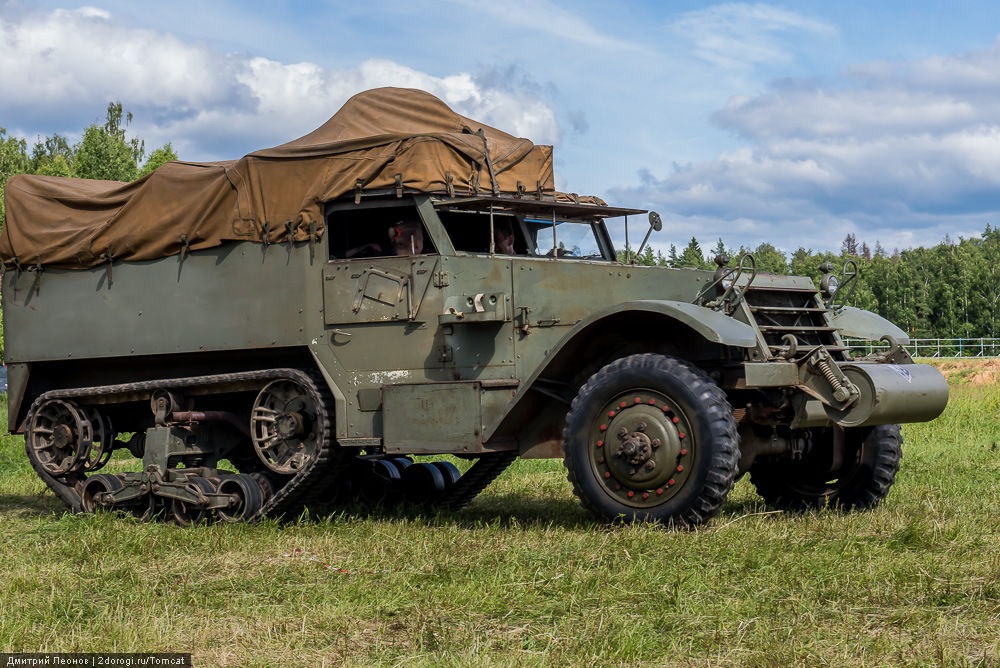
[81,407,115,473]
[563,354,740,527]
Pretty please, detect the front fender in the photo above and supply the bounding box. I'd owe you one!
[830,306,909,344]
[531,299,756,386]
[487,300,755,445]
[576,300,758,347]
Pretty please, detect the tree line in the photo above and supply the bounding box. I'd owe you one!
[627,231,1000,340]
[2,103,996,341]
[0,102,177,224]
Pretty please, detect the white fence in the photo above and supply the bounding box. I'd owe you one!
[846,338,1000,358]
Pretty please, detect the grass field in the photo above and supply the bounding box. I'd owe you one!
[1,362,998,667]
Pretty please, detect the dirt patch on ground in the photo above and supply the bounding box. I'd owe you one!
[928,358,1000,386]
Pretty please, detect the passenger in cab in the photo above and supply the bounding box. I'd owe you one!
[388,220,424,256]
[346,220,424,258]
[493,220,516,255]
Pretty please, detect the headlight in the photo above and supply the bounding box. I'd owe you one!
[821,273,839,298]
[713,254,731,294]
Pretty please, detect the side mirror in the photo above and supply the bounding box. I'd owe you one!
[649,211,663,232]
[634,211,663,260]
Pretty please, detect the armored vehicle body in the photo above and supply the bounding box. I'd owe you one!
[1,88,948,526]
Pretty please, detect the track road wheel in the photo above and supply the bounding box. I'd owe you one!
[251,378,325,474]
[432,461,461,489]
[749,424,902,511]
[563,354,739,527]
[217,474,264,522]
[401,462,446,506]
[81,473,124,513]
[170,477,216,527]
[354,459,402,505]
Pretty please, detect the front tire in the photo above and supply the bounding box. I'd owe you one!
[562,354,739,527]
[749,424,902,511]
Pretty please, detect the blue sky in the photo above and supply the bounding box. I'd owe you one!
[3,0,1000,256]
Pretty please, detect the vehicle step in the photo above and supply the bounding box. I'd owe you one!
[758,325,839,333]
[750,306,827,313]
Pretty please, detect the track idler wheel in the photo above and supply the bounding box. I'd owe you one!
[432,461,460,488]
[217,474,265,522]
[26,399,94,476]
[81,408,115,472]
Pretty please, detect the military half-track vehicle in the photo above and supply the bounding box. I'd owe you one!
[0,88,948,527]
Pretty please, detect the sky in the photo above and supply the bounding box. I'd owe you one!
[3,0,1000,257]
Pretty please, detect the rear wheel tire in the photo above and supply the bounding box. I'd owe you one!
[563,354,739,527]
[749,424,902,511]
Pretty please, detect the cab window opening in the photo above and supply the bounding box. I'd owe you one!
[524,218,607,260]
[438,210,528,255]
[326,205,436,259]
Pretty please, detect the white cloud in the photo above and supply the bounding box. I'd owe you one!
[0,6,560,160]
[446,0,635,51]
[0,7,236,110]
[613,33,1000,253]
[671,3,836,70]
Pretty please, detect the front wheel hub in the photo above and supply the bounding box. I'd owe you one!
[593,394,693,506]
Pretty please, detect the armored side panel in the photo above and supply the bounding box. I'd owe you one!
[3,242,323,426]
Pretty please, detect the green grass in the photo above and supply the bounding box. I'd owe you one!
[1,373,998,667]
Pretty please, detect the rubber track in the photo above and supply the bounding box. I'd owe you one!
[22,368,343,522]
[439,451,518,510]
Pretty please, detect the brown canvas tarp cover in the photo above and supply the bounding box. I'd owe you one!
[0,87,556,268]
